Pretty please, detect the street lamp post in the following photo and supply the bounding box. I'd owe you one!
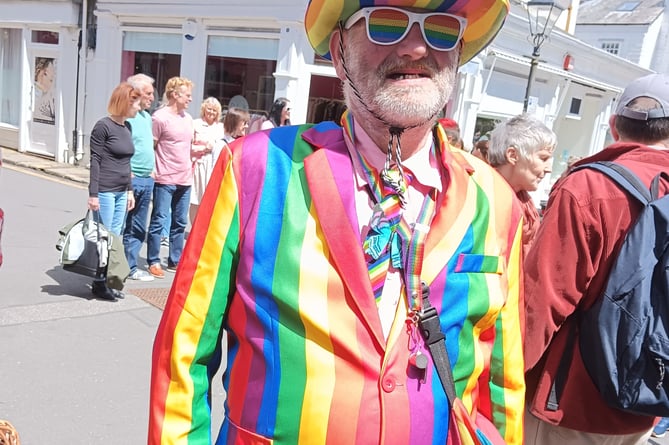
[522,0,570,112]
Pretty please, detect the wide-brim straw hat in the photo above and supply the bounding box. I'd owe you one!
[304,0,509,65]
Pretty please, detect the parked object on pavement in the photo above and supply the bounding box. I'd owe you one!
[57,210,130,296]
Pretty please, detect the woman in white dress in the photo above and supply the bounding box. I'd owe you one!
[190,97,224,224]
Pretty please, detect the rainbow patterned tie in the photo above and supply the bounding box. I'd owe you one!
[363,168,408,303]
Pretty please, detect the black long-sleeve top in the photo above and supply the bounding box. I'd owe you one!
[88,116,134,197]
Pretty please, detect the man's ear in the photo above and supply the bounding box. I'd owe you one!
[609,114,621,141]
[329,28,347,81]
[457,40,464,66]
[506,146,519,165]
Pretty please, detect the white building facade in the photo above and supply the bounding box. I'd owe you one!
[0,0,654,196]
[0,0,83,161]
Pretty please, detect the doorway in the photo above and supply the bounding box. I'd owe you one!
[28,48,59,158]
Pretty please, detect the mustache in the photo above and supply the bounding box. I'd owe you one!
[377,58,439,77]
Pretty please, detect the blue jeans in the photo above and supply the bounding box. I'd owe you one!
[98,191,128,236]
[147,183,190,267]
[123,176,154,273]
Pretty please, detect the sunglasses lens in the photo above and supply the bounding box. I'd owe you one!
[367,8,410,44]
[424,14,463,50]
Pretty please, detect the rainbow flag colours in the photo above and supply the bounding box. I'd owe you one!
[149,115,524,445]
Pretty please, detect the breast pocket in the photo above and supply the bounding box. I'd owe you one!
[454,253,505,274]
[452,254,507,319]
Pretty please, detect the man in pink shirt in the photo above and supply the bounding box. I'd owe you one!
[147,76,194,279]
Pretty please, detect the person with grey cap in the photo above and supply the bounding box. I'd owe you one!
[523,73,669,444]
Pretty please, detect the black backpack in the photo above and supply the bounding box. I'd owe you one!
[550,161,669,416]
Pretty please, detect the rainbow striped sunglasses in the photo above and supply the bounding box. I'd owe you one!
[344,7,467,52]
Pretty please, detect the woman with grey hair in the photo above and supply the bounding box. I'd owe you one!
[488,114,557,254]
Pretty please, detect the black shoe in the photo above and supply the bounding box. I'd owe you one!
[91,281,118,301]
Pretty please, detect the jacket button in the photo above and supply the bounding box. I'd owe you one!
[382,377,396,392]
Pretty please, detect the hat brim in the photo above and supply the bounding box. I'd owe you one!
[304,0,509,65]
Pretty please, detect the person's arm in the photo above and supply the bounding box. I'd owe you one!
[88,120,106,210]
[126,190,135,211]
[523,187,596,372]
[148,142,239,444]
[190,120,213,160]
[152,114,162,151]
[487,215,525,445]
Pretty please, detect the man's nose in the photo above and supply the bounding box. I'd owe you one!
[396,23,428,59]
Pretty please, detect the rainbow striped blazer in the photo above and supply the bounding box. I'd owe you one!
[149,120,525,445]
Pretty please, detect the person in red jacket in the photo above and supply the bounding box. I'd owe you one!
[524,73,669,444]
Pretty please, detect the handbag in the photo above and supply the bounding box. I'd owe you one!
[417,283,506,445]
[57,210,130,290]
[57,210,110,279]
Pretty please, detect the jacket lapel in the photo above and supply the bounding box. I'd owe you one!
[422,130,477,283]
[303,126,385,349]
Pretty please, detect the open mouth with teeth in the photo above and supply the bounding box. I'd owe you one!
[388,73,429,80]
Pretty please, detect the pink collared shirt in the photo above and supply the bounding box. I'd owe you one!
[344,120,443,338]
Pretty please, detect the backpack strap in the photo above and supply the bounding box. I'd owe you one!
[571,161,651,204]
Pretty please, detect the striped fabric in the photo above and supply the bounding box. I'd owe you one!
[304,0,510,64]
[149,119,525,445]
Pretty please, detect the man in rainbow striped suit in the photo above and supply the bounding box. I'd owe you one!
[149,1,525,444]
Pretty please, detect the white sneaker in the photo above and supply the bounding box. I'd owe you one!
[129,270,154,282]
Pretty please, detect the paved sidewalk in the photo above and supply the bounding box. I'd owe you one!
[0,146,196,444]
[1,146,174,306]
[1,146,89,185]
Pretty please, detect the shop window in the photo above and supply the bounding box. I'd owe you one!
[0,28,21,126]
[307,75,346,124]
[205,35,279,115]
[31,30,59,45]
[568,97,582,116]
[600,41,620,55]
[203,56,276,114]
[121,31,182,109]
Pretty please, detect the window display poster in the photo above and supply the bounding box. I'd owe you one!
[33,56,56,125]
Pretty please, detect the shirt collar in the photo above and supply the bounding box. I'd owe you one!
[342,112,442,192]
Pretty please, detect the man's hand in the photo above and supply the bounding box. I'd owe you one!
[127,191,135,211]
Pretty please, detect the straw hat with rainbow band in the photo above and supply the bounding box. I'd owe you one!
[304,0,510,65]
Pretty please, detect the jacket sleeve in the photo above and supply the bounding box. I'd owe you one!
[489,215,525,445]
[88,119,106,197]
[148,142,239,444]
[523,187,596,371]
